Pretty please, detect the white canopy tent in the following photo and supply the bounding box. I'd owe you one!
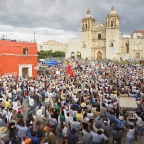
[119,97,137,119]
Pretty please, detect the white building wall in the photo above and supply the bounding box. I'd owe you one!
[106,29,120,60]
[129,38,144,59]
[37,41,67,52]
[65,38,81,58]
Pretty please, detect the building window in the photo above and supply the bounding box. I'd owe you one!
[23,48,28,55]
[126,43,129,53]
[98,33,101,39]
[85,24,87,29]
[111,21,113,27]
[83,44,86,48]
[111,43,114,47]
[40,46,42,49]
[127,47,129,53]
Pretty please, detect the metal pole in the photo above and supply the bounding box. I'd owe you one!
[34,32,36,42]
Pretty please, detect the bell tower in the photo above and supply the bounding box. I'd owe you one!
[81,9,95,32]
[106,6,120,29]
[81,9,95,59]
[106,6,120,60]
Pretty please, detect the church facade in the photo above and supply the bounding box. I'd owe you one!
[65,7,144,60]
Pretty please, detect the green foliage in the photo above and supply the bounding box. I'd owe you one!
[113,60,139,66]
[38,50,65,59]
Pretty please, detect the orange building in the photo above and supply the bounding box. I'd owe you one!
[0,40,38,77]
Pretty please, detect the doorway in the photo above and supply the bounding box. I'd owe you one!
[22,67,28,76]
[71,52,75,59]
[77,51,81,59]
[136,52,140,59]
[97,51,102,60]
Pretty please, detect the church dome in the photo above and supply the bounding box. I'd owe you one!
[109,6,118,15]
[85,9,93,18]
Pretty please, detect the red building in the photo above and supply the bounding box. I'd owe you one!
[0,40,38,77]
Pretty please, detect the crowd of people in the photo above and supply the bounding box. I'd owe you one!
[0,59,144,144]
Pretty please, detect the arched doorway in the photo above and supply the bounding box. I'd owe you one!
[136,52,140,59]
[97,51,102,60]
[77,51,81,59]
[71,52,75,59]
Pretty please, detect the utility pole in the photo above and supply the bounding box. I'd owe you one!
[34,32,36,43]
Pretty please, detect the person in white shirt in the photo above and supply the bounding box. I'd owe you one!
[12,100,19,112]
[0,107,7,118]
[135,113,143,136]
[5,108,13,123]
[28,96,34,107]
[63,109,72,122]
[88,121,108,144]
[45,90,53,107]
[28,96,35,114]
[123,124,135,144]
[80,122,93,144]
[47,110,57,130]
[69,117,81,133]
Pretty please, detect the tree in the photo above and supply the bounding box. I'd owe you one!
[38,50,65,59]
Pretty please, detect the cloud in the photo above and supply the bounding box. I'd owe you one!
[0,0,143,43]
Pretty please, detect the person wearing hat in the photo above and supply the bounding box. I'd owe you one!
[41,126,56,144]
[0,127,8,144]
[36,105,44,118]
[17,109,24,119]
[24,138,31,144]
[114,115,126,131]
[88,122,108,144]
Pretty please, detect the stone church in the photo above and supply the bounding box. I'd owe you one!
[65,7,144,60]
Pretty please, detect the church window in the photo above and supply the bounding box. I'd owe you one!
[82,24,85,30]
[85,24,87,29]
[126,43,129,53]
[98,33,101,39]
[111,21,113,27]
[127,47,129,53]
[83,44,86,48]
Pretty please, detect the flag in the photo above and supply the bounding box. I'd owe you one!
[67,64,74,78]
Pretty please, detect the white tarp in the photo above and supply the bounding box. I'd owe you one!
[119,97,137,108]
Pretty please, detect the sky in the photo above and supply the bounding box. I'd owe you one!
[0,0,143,43]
